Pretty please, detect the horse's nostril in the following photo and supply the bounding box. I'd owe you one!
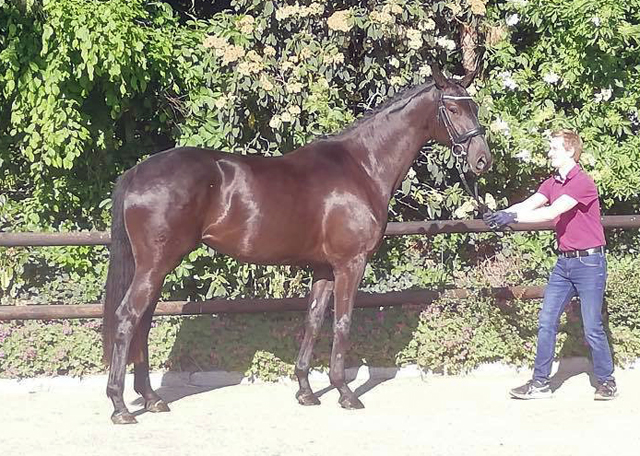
[476,157,486,171]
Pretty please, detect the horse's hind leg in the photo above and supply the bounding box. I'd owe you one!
[295,267,334,406]
[133,306,170,413]
[108,241,196,424]
[107,268,166,424]
[107,268,172,424]
[329,256,367,410]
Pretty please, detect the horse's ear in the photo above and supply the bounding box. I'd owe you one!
[459,67,479,88]
[430,63,448,89]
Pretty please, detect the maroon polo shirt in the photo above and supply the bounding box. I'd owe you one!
[537,165,606,252]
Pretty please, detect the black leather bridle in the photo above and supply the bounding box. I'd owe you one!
[437,92,489,212]
[438,93,486,159]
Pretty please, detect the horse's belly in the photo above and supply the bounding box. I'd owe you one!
[201,227,316,266]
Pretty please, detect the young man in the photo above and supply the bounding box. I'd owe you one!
[484,129,616,400]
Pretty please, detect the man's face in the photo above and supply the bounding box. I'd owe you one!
[547,136,573,169]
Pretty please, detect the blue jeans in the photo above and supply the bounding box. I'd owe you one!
[533,252,614,384]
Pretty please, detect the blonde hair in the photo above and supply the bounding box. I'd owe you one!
[551,129,583,162]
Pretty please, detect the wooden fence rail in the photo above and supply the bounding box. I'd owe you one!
[0,215,637,321]
[0,286,546,321]
[1,215,638,247]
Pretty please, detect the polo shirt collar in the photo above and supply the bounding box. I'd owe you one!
[554,164,580,183]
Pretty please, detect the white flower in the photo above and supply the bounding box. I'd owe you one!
[506,14,520,26]
[276,5,299,21]
[263,46,276,57]
[308,3,324,16]
[582,152,596,167]
[221,45,245,65]
[327,10,352,32]
[288,105,301,116]
[389,4,403,15]
[238,15,255,35]
[203,35,228,50]
[543,72,559,84]
[259,74,274,92]
[269,115,282,129]
[499,71,518,90]
[286,81,303,93]
[490,117,511,137]
[316,77,329,89]
[300,47,312,60]
[484,193,497,211]
[369,10,394,25]
[214,96,227,109]
[436,36,457,51]
[406,28,423,50]
[594,87,612,103]
[454,200,476,219]
[390,76,404,86]
[280,112,293,123]
[507,0,528,6]
[591,16,601,26]
[389,57,400,68]
[419,19,436,31]
[332,53,345,64]
[515,149,532,163]
[419,65,432,77]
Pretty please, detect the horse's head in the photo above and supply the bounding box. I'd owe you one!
[431,64,492,175]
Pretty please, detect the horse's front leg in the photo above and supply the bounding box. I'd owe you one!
[295,267,334,405]
[329,256,367,409]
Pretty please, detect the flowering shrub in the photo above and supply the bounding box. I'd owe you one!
[479,0,640,211]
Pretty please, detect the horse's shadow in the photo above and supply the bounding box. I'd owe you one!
[133,303,424,412]
[130,371,245,416]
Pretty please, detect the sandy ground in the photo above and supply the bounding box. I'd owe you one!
[1,359,639,456]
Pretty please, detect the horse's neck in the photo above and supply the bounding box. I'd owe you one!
[348,100,436,202]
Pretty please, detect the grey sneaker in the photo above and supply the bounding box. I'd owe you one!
[510,379,552,400]
[594,380,617,401]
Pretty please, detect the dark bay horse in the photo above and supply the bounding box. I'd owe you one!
[102,64,492,424]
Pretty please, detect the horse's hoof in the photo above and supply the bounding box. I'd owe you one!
[111,412,138,425]
[296,390,321,406]
[146,399,171,413]
[339,395,365,410]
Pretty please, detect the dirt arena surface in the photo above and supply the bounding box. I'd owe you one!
[1,359,639,456]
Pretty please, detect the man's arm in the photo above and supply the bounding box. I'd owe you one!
[514,194,578,223]
[507,193,549,215]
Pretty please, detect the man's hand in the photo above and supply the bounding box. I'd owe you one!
[483,211,517,229]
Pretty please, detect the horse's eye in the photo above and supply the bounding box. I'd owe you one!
[449,106,459,114]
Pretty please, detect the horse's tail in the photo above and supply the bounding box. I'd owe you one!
[102,170,136,366]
